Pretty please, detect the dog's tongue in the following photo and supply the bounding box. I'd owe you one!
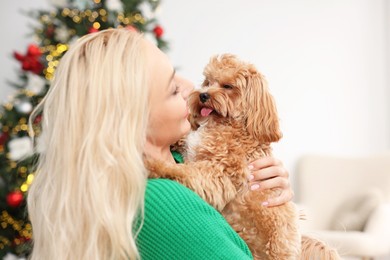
[201,107,213,117]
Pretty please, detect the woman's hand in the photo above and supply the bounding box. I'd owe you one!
[248,156,293,207]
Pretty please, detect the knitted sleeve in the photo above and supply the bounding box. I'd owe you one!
[136,179,253,260]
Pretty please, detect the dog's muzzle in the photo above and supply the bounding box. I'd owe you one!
[199,93,210,103]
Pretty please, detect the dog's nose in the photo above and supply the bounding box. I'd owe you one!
[199,93,210,103]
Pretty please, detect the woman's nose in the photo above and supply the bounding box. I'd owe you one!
[181,79,194,100]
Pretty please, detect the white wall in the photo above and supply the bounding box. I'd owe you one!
[1,0,389,183]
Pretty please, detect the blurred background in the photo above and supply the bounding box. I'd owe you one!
[0,0,389,259]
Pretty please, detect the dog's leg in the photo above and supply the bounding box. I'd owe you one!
[259,203,301,260]
[224,191,301,260]
[300,235,341,260]
[146,159,238,211]
[248,190,301,260]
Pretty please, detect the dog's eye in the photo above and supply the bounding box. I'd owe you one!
[223,84,233,89]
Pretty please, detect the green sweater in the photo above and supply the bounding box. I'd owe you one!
[136,179,253,259]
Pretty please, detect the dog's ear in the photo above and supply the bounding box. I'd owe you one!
[245,72,282,143]
[188,113,200,130]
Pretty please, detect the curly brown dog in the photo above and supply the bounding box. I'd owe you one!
[147,54,340,260]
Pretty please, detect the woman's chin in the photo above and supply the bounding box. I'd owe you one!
[182,120,191,135]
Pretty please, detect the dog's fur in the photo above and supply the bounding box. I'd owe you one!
[147,54,340,259]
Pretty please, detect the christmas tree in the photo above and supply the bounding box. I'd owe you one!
[0,0,168,258]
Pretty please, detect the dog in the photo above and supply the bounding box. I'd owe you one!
[147,54,340,259]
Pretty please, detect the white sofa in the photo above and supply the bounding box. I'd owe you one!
[296,153,390,259]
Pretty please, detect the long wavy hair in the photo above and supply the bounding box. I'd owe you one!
[28,29,149,260]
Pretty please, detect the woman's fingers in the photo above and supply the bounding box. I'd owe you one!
[265,188,294,207]
[249,156,281,171]
[249,165,288,182]
[248,156,294,207]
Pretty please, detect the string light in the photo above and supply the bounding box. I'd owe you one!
[43,44,68,80]
[73,16,81,23]
[134,13,142,21]
[18,118,27,124]
[40,15,50,23]
[20,124,28,131]
[93,22,101,30]
[27,174,34,184]
[117,13,124,22]
[57,44,68,53]
[123,18,131,25]
[20,173,35,192]
[46,55,53,62]
[1,210,32,241]
[92,11,99,19]
[13,223,21,232]
[62,8,71,17]
[20,184,28,192]
[71,9,79,17]
[99,9,107,16]
[12,125,20,134]
[46,67,55,74]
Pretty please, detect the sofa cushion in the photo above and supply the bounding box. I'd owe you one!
[331,188,383,231]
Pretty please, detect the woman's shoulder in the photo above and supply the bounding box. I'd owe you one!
[137,178,253,259]
[145,178,209,207]
[146,177,196,197]
[144,178,220,223]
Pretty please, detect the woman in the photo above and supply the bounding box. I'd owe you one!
[28,29,293,259]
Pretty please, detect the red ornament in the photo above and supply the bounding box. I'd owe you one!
[0,131,9,145]
[27,44,42,56]
[88,27,99,34]
[6,190,24,208]
[153,25,164,38]
[14,44,44,75]
[33,114,43,124]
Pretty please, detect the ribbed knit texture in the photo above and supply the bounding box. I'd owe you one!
[136,179,252,259]
[171,151,184,164]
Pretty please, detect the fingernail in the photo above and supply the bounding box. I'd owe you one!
[248,174,254,181]
[251,184,260,190]
[248,164,254,170]
[261,201,269,207]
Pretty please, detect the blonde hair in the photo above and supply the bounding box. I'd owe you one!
[28,29,149,260]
